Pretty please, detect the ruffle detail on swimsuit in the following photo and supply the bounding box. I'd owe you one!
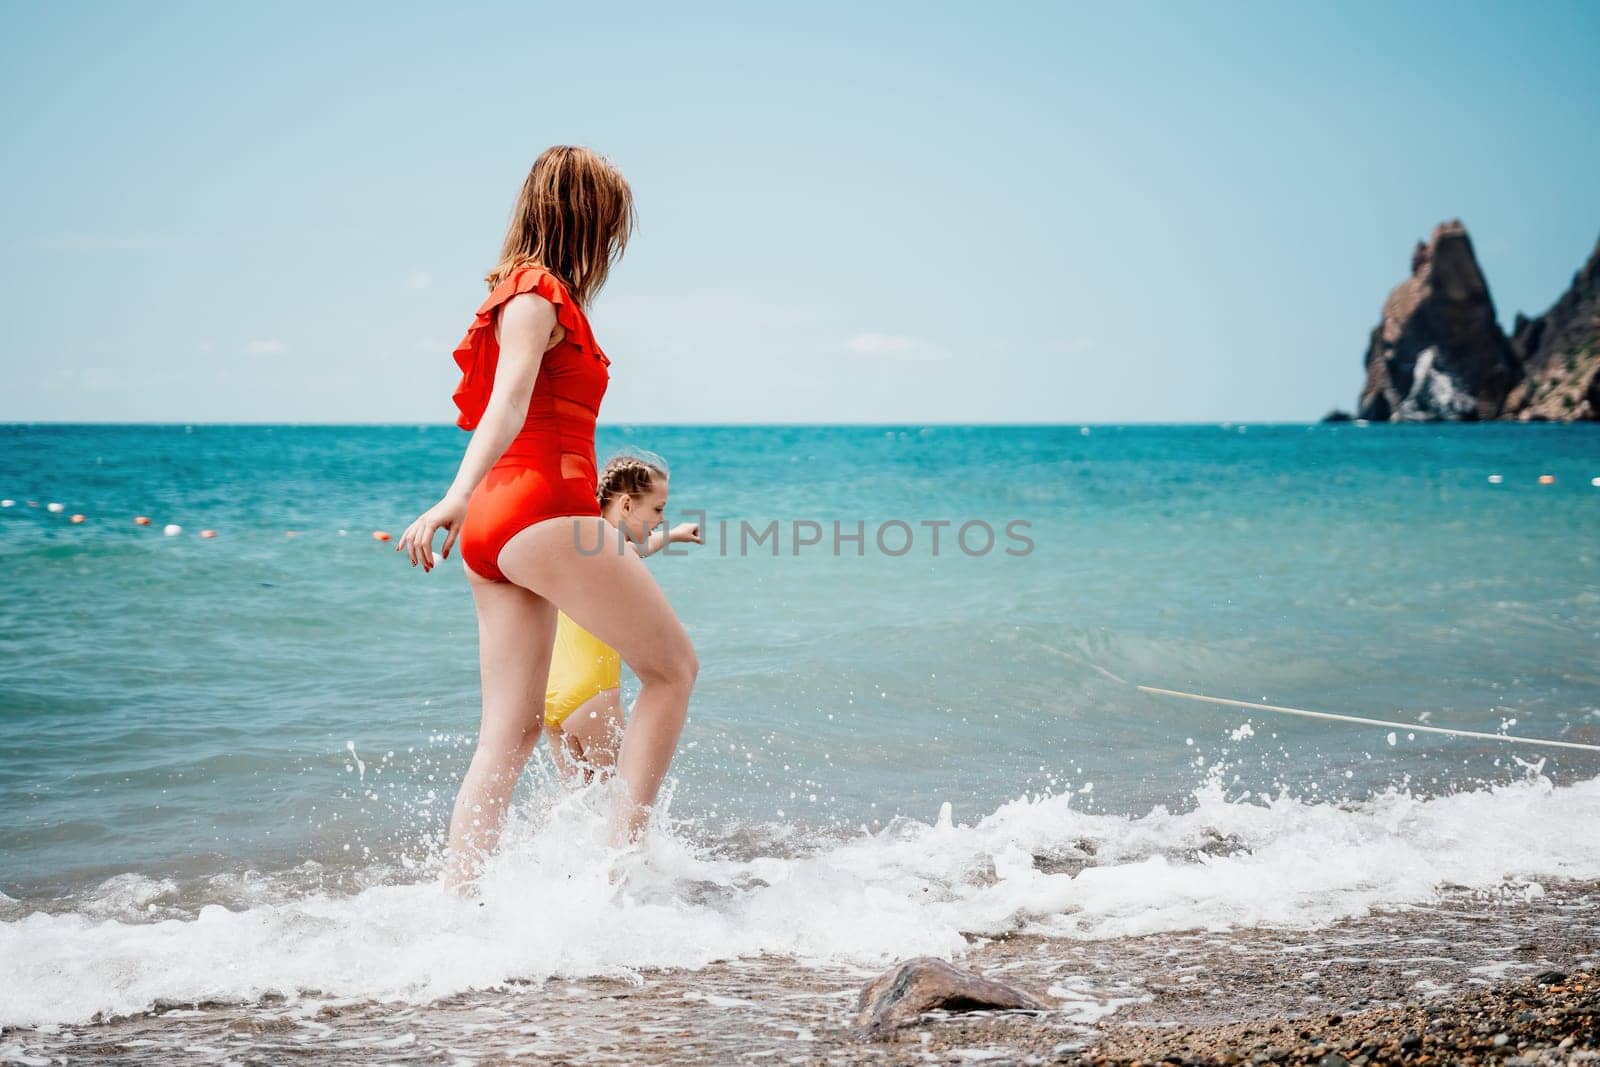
[450,264,610,431]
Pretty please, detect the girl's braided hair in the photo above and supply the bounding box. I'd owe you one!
[596,450,669,509]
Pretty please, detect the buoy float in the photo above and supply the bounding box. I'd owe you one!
[70,514,86,524]
[1487,474,1503,484]
[134,516,152,526]
[1538,474,1556,485]
[163,524,182,537]
[0,499,14,507]
[200,529,217,539]
[46,502,65,513]
[372,530,392,542]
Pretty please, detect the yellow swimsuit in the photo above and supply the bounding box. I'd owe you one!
[545,611,621,727]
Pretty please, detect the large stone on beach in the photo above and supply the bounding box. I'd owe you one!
[1357,220,1522,421]
[855,957,1045,1034]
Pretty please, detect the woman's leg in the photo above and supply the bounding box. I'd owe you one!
[555,687,624,786]
[442,569,558,889]
[498,516,697,842]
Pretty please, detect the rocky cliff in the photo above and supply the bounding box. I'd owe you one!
[1357,221,1521,421]
[1347,222,1599,422]
[1504,235,1600,421]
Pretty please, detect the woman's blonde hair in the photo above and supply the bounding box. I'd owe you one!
[597,451,668,509]
[486,146,636,307]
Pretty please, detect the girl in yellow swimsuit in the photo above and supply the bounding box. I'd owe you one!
[546,451,701,785]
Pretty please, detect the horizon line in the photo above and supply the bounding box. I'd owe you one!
[3,418,1593,430]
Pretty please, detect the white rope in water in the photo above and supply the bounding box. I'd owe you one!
[1036,643,1600,754]
[1135,685,1600,754]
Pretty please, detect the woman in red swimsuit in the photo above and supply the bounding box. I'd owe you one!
[396,146,698,888]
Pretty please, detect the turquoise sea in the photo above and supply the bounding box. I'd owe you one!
[1,422,1598,1035]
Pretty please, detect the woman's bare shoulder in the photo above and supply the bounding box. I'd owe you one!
[495,291,563,350]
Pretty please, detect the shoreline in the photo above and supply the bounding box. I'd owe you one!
[907,969,1600,1066]
[7,966,1594,1066]
[1076,968,1599,1065]
[5,880,1596,1064]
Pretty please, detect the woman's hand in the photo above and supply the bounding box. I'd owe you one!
[668,522,703,545]
[397,492,469,572]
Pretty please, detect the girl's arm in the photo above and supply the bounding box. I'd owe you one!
[397,294,558,571]
[636,521,703,559]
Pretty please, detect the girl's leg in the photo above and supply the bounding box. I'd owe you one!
[546,717,590,787]
[498,516,697,842]
[442,569,558,889]
[555,688,624,785]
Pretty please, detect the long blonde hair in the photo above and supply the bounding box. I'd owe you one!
[486,146,636,307]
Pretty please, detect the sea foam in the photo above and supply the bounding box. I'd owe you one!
[3,771,1598,1029]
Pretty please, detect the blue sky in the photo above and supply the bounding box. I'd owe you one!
[2,1,1597,424]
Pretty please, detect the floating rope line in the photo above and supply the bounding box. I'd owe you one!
[1136,685,1600,754]
[1034,645,1600,755]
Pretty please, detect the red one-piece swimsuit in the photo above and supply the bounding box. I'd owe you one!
[450,264,611,583]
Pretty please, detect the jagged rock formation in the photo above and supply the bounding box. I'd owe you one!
[1357,221,1522,421]
[1504,235,1600,421]
[1347,222,1600,422]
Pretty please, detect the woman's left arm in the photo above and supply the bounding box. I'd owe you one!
[396,293,558,571]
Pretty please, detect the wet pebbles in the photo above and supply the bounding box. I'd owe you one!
[1074,968,1599,1066]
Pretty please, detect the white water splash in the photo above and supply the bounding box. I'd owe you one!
[345,741,365,784]
[3,773,1599,1029]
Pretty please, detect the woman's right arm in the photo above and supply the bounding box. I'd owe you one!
[397,293,558,572]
